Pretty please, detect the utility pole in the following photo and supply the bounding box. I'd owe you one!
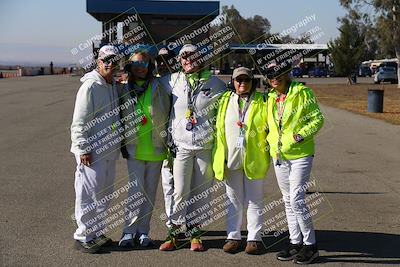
[393,1,400,88]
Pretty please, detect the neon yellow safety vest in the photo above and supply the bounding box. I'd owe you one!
[212,91,270,180]
[135,80,167,161]
[267,81,324,160]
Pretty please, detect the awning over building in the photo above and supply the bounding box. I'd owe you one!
[87,0,220,21]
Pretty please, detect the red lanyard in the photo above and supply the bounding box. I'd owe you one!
[276,94,286,129]
[237,93,252,128]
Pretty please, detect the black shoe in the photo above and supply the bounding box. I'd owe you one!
[276,243,303,261]
[294,244,319,265]
[74,240,101,254]
[94,235,113,247]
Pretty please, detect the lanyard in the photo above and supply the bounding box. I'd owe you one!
[185,78,205,131]
[127,81,150,125]
[276,94,286,130]
[187,81,204,111]
[185,79,204,118]
[237,92,253,128]
[275,93,287,166]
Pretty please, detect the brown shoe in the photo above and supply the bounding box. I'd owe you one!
[245,241,263,255]
[223,240,241,254]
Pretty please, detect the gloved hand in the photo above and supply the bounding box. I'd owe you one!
[121,145,129,159]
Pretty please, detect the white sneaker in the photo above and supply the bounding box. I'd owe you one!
[118,233,135,247]
[138,233,152,247]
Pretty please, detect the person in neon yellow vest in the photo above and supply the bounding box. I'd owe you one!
[212,67,270,255]
[118,50,171,248]
[265,62,324,265]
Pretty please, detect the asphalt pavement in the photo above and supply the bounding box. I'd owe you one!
[0,75,399,266]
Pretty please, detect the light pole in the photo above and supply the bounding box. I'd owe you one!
[393,1,400,88]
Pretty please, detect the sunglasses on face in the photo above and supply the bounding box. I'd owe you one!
[266,75,279,80]
[101,56,117,65]
[181,53,195,60]
[266,71,285,81]
[131,61,149,68]
[235,78,252,84]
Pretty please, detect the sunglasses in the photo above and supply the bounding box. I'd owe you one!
[266,71,285,80]
[101,56,117,65]
[131,61,149,68]
[267,75,280,80]
[181,53,195,60]
[235,78,252,84]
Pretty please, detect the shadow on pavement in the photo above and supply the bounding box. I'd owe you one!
[100,240,163,252]
[98,230,400,264]
[204,230,400,263]
[315,230,400,264]
[306,191,385,195]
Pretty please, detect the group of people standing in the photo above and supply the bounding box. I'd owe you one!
[71,43,324,264]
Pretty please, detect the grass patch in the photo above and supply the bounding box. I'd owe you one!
[311,83,400,125]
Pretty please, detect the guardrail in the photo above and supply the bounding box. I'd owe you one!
[0,71,21,79]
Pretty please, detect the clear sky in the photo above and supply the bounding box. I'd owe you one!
[0,0,347,65]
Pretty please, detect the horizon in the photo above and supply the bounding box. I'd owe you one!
[1,0,347,67]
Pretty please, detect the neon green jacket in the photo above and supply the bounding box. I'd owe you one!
[267,81,324,160]
[213,91,270,180]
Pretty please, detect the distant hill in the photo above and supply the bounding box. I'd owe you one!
[0,43,77,67]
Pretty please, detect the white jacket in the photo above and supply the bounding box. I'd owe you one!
[160,71,226,151]
[70,70,120,161]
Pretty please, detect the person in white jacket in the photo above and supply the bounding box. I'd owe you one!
[70,45,121,253]
[159,44,226,252]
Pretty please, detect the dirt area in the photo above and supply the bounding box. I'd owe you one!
[311,83,400,125]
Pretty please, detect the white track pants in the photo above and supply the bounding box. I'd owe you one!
[273,156,316,245]
[161,159,174,227]
[170,149,214,227]
[73,155,116,242]
[225,169,265,241]
[122,158,162,235]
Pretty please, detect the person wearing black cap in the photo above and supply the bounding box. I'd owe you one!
[265,62,324,264]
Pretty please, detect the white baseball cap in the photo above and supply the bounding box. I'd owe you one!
[98,45,119,60]
[179,44,197,57]
[158,47,169,56]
